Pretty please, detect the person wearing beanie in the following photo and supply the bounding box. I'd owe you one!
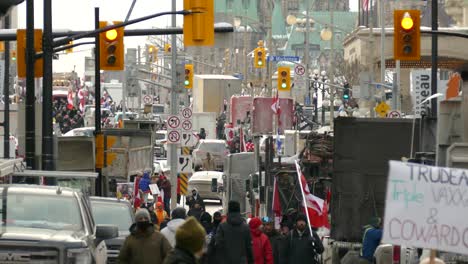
[161,207,187,247]
[155,202,168,224]
[280,213,324,264]
[359,217,383,263]
[249,217,273,264]
[163,217,206,264]
[215,200,254,264]
[119,208,172,264]
[262,217,283,264]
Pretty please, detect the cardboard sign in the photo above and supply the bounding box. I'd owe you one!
[382,161,468,255]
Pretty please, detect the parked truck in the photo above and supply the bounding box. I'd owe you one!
[192,74,242,114]
[192,112,217,140]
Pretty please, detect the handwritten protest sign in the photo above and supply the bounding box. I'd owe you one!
[382,161,468,255]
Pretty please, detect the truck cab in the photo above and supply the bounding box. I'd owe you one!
[0,185,118,264]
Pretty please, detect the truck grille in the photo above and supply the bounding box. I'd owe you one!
[0,247,58,264]
[106,244,121,264]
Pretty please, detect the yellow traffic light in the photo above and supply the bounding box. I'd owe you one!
[147,45,158,63]
[66,41,73,54]
[16,29,43,78]
[95,134,117,169]
[277,66,291,91]
[164,43,171,53]
[99,21,124,71]
[254,47,266,68]
[394,10,420,61]
[183,0,214,46]
[184,64,194,89]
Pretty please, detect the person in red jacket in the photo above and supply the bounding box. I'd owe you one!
[249,217,273,264]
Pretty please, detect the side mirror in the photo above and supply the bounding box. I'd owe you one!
[211,178,218,192]
[96,224,118,242]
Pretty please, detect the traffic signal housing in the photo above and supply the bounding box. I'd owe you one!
[183,0,214,46]
[147,45,158,63]
[394,10,420,61]
[95,134,117,169]
[99,21,124,71]
[184,64,194,89]
[17,29,43,78]
[343,82,350,100]
[165,44,171,53]
[66,41,73,54]
[254,47,266,68]
[277,67,291,91]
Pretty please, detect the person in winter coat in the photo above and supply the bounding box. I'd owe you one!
[204,211,223,264]
[359,217,383,264]
[159,175,172,215]
[262,218,283,264]
[163,217,207,264]
[249,218,273,264]
[215,200,254,264]
[200,211,213,234]
[161,207,187,247]
[280,214,324,264]
[186,188,205,210]
[155,202,168,225]
[146,203,159,227]
[118,208,172,264]
[139,171,151,204]
[188,201,203,221]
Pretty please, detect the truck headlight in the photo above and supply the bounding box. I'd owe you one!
[67,248,92,263]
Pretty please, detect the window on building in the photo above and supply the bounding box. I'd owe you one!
[288,0,299,10]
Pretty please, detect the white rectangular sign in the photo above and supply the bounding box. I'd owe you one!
[382,161,468,255]
[410,70,431,118]
[177,155,192,173]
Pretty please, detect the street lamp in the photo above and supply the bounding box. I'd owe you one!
[319,70,328,125]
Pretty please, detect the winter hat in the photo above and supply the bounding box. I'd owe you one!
[228,200,240,213]
[135,208,150,221]
[156,202,163,208]
[249,217,262,230]
[369,217,382,228]
[171,207,187,219]
[295,213,308,223]
[175,217,206,254]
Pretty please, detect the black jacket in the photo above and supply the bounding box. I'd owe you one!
[265,230,283,264]
[188,208,203,221]
[186,193,205,210]
[214,212,254,264]
[280,228,324,264]
[163,247,197,264]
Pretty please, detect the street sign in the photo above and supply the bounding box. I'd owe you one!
[294,64,306,76]
[181,131,195,147]
[181,119,192,131]
[411,70,431,118]
[267,56,300,62]
[181,107,192,119]
[359,72,371,99]
[352,85,361,99]
[167,130,181,144]
[375,102,390,117]
[167,115,181,129]
[143,95,152,104]
[387,110,401,118]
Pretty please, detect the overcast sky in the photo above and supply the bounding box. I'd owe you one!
[15,0,358,77]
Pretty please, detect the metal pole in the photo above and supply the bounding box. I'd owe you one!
[305,0,310,104]
[431,0,438,117]
[321,80,325,124]
[313,78,318,122]
[42,0,54,170]
[170,0,178,211]
[380,0,385,88]
[396,60,401,111]
[329,0,335,129]
[125,0,137,22]
[94,7,102,196]
[368,0,376,118]
[26,0,36,169]
[243,25,248,90]
[3,14,10,159]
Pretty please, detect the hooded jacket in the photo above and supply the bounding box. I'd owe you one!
[118,223,172,264]
[186,188,205,210]
[160,218,186,247]
[250,227,273,264]
[215,212,254,264]
[139,172,151,193]
[163,247,197,264]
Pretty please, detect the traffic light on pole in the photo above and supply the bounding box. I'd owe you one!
[254,47,266,68]
[147,45,158,63]
[164,44,171,53]
[343,82,350,100]
[394,10,420,61]
[184,64,194,89]
[183,0,214,46]
[277,66,291,91]
[16,29,43,78]
[99,21,124,71]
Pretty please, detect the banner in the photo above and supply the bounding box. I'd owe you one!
[382,161,468,255]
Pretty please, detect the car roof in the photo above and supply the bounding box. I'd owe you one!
[90,196,131,205]
[0,184,77,197]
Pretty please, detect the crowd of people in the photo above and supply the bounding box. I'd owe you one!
[53,99,84,134]
[118,199,325,264]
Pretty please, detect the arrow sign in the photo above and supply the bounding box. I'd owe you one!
[167,115,180,129]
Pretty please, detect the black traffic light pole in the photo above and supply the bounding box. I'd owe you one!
[2,13,10,159]
[94,7,102,196]
[25,0,35,169]
[42,0,53,170]
[431,0,438,117]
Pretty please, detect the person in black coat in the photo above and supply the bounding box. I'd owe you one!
[280,214,324,264]
[215,200,254,264]
[187,201,203,221]
[186,188,205,211]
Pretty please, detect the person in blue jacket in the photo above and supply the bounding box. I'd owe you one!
[359,217,383,264]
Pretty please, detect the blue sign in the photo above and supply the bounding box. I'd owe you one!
[267,56,300,62]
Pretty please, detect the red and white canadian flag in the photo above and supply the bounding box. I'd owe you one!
[271,90,281,115]
[295,160,326,228]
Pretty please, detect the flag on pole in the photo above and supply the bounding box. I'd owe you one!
[295,160,326,229]
[276,128,282,156]
[272,176,282,228]
[363,0,369,11]
[271,90,281,115]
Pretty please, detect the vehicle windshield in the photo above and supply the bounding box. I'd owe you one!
[91,201,132,232]
[199,142,226,153]
[1,192,83,231]
[155,133,166,140]
[153,105,165,114]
